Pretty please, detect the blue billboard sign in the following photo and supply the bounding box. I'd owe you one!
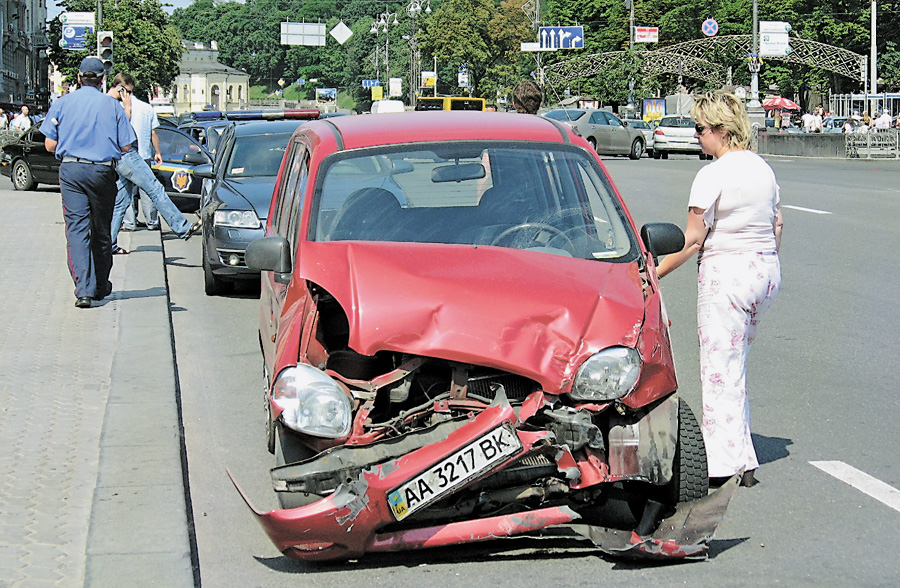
[538,26,584,50]
[59,25,94,50]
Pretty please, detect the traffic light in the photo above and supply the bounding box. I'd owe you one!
[97,31,114,75]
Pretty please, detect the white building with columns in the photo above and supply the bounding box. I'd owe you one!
[171,40,249,114]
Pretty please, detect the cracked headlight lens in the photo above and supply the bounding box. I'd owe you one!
[571,347,641,402]
[213,209,261,228]
[272,365,351,438]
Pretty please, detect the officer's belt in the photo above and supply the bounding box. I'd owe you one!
[62,156,116,168]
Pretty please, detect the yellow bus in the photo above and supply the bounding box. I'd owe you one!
[414,96,486,111]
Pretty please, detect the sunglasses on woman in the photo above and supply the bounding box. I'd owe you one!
[694,123,713,134]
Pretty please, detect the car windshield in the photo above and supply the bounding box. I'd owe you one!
[628,120,649,129]
[227,133,292,178]
[659,117,694,127]
[545,110,586,122]
[310,142,636,261]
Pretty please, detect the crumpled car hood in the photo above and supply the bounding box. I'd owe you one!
[298,242,645,392]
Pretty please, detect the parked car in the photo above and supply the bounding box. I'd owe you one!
[0,123,212,202]
[195,110,319,295]
[625,118,655,157]
[652,115,709,159]
[543,108,646,159]
[178,119,230,154]
[822,116,848,133]
[233,111,735,563]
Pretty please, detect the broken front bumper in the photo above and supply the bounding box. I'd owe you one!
[230,393,734,561]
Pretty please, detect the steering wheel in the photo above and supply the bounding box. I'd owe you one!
[490,222,576,254]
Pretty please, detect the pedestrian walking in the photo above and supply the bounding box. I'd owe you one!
[39,57,137,308]
[656,90,783,488]
[512,80,543,114]
[106,73,200,253]
[0,108,7,130]
[12,105,31,133]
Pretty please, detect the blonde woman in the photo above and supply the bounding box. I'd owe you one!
[657,91,783,487]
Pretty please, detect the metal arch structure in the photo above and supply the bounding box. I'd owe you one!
[658,35,866,82]
[543,51,727,89]
[544,35,866,90]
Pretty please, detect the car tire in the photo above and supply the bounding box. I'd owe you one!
[202,239,232,296]
[587,137,597,152]
[12,159,36,191]
[646,149,653,158]
[274,423,319,509]
[629,139,644,160]
[652,150,661,160]
[661,152,669,159]
[664,399,709,503]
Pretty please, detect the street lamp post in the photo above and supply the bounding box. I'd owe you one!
[371,11,399,88]
[406,0,431,108]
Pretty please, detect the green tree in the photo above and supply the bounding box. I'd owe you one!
[48,0,181,95]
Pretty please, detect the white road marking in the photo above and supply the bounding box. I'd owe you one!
[810,461,900,514]
[783,204,832,215]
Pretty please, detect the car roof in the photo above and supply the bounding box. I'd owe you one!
[301,111,574,150]
[231,119,309,137]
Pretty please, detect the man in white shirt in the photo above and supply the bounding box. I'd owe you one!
[11,105,31,133]
[875,110,892,130]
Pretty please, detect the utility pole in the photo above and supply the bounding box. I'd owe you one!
[871,0,877,115]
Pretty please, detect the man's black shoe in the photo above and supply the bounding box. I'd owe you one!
[75,297,92,308]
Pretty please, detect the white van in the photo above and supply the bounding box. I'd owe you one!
[370,100,405,114]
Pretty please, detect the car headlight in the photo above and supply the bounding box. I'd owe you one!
[213,209,261,228]
[571,347,641,402]
[272,365,352,438]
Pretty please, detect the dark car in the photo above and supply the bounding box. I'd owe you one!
[235,111,737,563]
[195,110,319,295]
[178,119,230,154]
[0,125,59,190]
[1,124,212,206]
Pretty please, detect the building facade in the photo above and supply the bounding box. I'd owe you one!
[171,40,249,114]
[2,0,49,107]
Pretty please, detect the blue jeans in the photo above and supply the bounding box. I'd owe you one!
[110,150,191,245]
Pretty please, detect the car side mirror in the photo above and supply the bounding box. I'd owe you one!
[192,163,215,179]
[640,222,685,263]
[184,151,209,165]
[246,236,292,282]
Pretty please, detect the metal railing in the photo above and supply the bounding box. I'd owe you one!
[845,129,900,159]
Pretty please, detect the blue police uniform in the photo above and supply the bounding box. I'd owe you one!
[40,60,135,305]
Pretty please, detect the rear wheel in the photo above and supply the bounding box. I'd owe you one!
[661,151,669,159]
[652,150,662,160]
[12,159,35,191]
[629,139,644,160]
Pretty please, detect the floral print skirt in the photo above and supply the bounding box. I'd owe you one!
[697,251,781,477]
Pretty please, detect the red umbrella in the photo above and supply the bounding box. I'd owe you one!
[762,96,801,110]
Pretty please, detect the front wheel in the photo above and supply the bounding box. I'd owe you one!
[664,399,709,503]
[587,137,597,152]
[629,139,644,160]
[12,159,36,191]
[202,240,232,296]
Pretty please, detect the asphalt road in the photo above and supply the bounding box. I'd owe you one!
[164,154,900,587]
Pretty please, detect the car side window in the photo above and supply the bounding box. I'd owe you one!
[155,128,208,164]
[286,152,309,263]
[274,139,306,236]
[604,112,623,126]
[589,112,608,125]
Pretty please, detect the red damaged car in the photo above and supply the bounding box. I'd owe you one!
[237,111,737,562]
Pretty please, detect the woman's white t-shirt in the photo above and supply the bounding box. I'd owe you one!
[688,150,780,257]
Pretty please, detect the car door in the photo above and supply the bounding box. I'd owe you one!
[151,126,213,212]
[260,136,310,371]
[586,111,611,153]
[25,128,59,182]
[603,112,631,155]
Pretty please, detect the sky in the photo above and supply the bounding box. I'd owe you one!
[48,0,196,20]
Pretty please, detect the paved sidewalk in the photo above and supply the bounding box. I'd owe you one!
[0,188,195,587]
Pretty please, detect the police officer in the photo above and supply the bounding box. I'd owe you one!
[40,57,136,308]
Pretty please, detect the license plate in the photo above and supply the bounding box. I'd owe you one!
[387,425,521,521]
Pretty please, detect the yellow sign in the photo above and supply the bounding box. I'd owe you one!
[371,86,384,100]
